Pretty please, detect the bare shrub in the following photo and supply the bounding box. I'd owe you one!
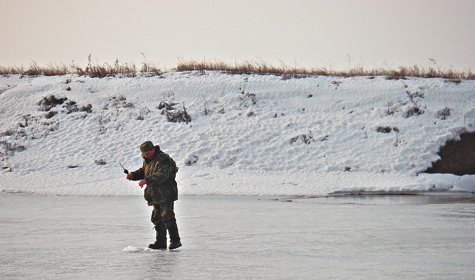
[404,90,425,118]
[406,106,424,117]
[141,63,163,76]
[19,115,31,128]
[104,95,133,110]
[140,53,163,77]
[437,107,451,120]
[161,104,191,124]
[84,56,136,78]
[123,102,135,108]
[95,159,107,165]
[98,114,107,134]
[386,102,398,116]
[80,104,93,113]
[376,126,401,146]
[137,107,152,120]
[376,126,392,133]
[64,100,78,113]
[64,100,93,114]
[2,129,14,136]
[0,140,26,157]
[445,79,463,85]
[37,95,68,111]
[158,101,179,110]
[203,106,211,116]
[239,92,257,109]
[45,111,57,119]
[185,155,199,166]
[406,90,425,101]
[290,134,313,145]
[393,127,401,147]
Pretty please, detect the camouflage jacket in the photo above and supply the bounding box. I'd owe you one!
[131,146,178,205]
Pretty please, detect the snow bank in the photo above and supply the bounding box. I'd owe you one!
[0,72,473,196]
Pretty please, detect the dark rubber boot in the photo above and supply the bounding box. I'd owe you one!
[167,222,182,250]
[148,223,167,250]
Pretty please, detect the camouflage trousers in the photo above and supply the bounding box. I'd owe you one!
[151,202,176,228]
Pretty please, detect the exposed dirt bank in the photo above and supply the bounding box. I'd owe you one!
[425,132,475,175]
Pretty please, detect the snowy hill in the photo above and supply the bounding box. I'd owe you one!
[0,72,474,196]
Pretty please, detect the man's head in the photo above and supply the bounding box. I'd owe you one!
[140,141,155,159]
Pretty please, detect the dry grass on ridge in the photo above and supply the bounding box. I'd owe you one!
[175,59,474,80]
[1,57,473,80]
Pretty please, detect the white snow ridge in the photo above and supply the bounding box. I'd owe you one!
[0,72,474,195]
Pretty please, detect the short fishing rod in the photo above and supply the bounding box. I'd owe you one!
[119,162,129,174]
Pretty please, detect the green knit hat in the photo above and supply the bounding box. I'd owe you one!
[140,141,154,156]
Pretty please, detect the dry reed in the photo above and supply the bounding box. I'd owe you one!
[1,57,473,80]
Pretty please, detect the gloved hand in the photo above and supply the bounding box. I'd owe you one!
[126,173,134,180]
[139,180,146,188]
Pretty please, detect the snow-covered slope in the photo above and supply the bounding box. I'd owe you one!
[0,72,474,196]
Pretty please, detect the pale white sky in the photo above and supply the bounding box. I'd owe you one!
[1,0,474,71]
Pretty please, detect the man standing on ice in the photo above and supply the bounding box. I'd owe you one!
[126,141,182,250]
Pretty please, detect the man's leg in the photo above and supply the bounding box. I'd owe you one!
[158,202,182,249]
[149,205,167,249]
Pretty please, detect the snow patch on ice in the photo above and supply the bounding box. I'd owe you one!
[419,173,475,193]
[455,175,475,192]
[122,246,158,253]
[122,246,145,252]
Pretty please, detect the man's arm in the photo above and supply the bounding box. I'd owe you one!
[144,156,174,186]
[128,167,145,181]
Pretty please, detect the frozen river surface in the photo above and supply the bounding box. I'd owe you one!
[0,193,474,279]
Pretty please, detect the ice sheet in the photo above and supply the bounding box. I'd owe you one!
[0,193,473,279]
